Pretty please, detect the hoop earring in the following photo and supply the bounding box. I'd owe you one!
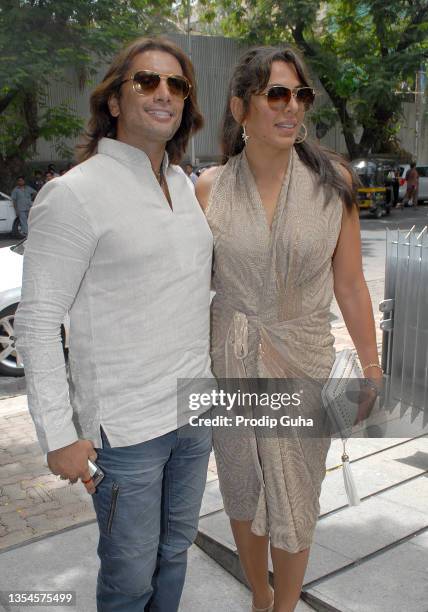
[241,124,249,145]
[295,123,308,144]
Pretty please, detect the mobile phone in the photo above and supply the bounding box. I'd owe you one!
[88,458,105,487]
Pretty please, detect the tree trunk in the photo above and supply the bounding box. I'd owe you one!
[0,157,26,193]
[0,88,40,191]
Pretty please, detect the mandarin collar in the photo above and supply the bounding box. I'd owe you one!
[97,137,169,172]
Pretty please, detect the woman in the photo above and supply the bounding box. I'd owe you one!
[196,46,382,612]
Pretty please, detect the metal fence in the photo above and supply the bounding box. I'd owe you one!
[380,226,428,424]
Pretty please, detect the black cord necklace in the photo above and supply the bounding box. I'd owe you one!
[153,165,163,186]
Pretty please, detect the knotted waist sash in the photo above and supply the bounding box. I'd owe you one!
[222,306,334,490]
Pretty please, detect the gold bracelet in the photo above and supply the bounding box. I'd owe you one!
[362,363,382,373]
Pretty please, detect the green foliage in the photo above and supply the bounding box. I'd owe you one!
[0,0,174,181]
[198,0,428,157]
[39,103,83,141]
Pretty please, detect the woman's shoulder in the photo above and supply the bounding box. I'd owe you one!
[195,165,223,212]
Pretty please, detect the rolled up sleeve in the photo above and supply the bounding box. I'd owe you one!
[14,180,98,453]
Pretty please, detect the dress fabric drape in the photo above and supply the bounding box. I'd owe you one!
[206,147,343,552]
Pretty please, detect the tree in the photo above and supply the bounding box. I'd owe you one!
[0,0,175,190]
[199,0,428,159]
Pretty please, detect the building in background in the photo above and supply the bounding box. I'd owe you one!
[33,34,428,166]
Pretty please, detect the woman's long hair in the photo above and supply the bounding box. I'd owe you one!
[221,46,359,210]
[76,37,204,164]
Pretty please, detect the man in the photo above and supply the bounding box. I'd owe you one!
[31,170,45,192]
[184,162,198,185]
[401,162,419,207]
[392,167,400,206]
[10,176,36,236]
[15,37,212,612]
[47,163,60,177]
[44,170,55,182]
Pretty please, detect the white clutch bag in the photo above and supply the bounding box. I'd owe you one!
[321,348,363,506]
[321,348,363,439]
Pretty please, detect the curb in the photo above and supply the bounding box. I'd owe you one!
[0,376,26,400]
[195,525,334,611]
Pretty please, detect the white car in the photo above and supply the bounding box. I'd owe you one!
[0,242,24,376]
[0,191,24,237]
[398,165,428,202]
[0,241,70,377]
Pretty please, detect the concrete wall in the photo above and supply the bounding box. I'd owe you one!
[34,33,428,165]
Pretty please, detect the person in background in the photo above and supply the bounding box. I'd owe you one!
[392,167,400,206]
[386,167,397,207]
[398,161,419,208]
[10,176,36,236]
[31,170,45,192]
[44,170,55,182]
[60,162,75,176]
[184,162,198,185]
[404,162,419,207]
[47,163,60,177]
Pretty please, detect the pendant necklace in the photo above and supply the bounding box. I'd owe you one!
[153,160,172,210]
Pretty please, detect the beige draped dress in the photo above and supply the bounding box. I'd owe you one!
[206,147,343,552]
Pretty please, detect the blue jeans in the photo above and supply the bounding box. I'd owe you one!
[92,424,212,612]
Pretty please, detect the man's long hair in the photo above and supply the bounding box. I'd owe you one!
[76,37,203,164]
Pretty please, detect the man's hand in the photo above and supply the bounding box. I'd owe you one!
[47,439,98,495]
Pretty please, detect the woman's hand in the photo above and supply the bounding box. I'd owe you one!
[355,366,383,426]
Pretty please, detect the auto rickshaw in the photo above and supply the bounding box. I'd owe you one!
[351,158,395,219]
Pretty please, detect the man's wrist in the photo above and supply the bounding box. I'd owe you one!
[42,424,79,454]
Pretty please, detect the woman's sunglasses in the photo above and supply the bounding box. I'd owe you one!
[120,70,191,100]
[260,85,316,111]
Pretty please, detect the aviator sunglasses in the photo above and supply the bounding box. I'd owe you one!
[259,85,316,111]
[120,70,191,100]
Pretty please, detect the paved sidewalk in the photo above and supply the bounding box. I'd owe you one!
[0,395,95,550]
[1,429,426,611]
[0,523,313,612]
[197,436,428,612]
[0,394,219,551]
[0,376,25,400]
